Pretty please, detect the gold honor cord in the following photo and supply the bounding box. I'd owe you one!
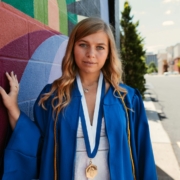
[54,116,58,180]
[117,91,136,180]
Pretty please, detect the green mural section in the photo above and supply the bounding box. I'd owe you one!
[1,0,81,35]
[57,0,68,35]
[34,0,48,25]
[68,12,78,25]
[2,0,34,18]
[66,0,77,25]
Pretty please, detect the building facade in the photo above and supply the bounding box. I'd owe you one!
[173,43,180,73]
[146,53,158,67]
[157,43,180,74]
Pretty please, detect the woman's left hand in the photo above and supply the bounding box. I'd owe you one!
[0,71,20,129]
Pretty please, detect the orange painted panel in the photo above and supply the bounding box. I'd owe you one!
[0,6,28,49]
[48,0,59,31]
[1,2,57,32]
[1,2,42,27]
[0,2,59,49]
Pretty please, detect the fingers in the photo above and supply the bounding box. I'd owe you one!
[14,74,19,85]
[5,72,12,81]
[0,86,8,100]
[11,71,16,81]
[5,71,19,92]
[6,71,18,81]
[6,71,19,96]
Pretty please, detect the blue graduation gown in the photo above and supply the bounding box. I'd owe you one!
[2,83,157,180]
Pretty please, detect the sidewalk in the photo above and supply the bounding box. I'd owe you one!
[144,94,180,180]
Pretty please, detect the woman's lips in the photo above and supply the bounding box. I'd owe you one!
[83,61,96,65]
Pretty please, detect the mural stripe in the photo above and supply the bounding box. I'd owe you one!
[34,0,48,25]
[100,0,109,24]
[68,12,77,25]
[18,35,67,102]
[66,0,77,25]
[29,30,55,58]
[0,2,56,49]
[2,0,34,18]
[48,0,60,31]
[0,30,55,60]
[57,0,68,35]
[0,5,28,49]
[48,38,68,83]
[44,0,48,25]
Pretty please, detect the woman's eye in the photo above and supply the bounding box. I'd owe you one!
[79,43,87,48]
[97,46,104,50]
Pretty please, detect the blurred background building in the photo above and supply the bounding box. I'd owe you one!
[157,43,180,74]
[146,52,158,67]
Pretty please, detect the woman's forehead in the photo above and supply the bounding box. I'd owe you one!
[76,31,109,44]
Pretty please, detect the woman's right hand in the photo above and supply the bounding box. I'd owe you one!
[0,71,20,129]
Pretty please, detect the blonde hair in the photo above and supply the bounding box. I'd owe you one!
[39,17,126,117]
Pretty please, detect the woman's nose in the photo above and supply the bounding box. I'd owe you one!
[86,47,95,58]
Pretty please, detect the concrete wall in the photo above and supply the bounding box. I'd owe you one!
[0,0,119,174]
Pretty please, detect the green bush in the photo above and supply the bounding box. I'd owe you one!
[147,62,158,74]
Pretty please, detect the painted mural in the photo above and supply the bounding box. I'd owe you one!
[0,0,109,177]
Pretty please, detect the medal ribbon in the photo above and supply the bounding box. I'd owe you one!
[76,72,105,158]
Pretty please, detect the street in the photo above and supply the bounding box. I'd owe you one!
[145,75,180,179]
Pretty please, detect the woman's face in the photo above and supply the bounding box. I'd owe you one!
[74,31,109,75]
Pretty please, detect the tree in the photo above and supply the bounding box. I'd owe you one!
[120,1,147,97]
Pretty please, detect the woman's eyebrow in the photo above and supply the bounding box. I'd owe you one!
[77,40,87,43]
[97,43,107,46]
[78,40,107,46]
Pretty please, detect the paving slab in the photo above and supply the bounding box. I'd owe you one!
[152,143,180,180]
[144,95,180,180]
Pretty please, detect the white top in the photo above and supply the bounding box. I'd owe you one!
[76,72,103,152]
[75,72,110,179]
[74,117,110,180]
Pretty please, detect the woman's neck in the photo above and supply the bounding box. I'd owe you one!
[78,71,100,86]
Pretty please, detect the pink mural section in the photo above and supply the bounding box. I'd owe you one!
[0,2,68,173]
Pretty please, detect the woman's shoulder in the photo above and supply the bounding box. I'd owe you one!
[119,83,136,97]
[119,83,143,105]
[40,83,53,94]
[34,83,54,107]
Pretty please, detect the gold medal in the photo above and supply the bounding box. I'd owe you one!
[86,159,98,179]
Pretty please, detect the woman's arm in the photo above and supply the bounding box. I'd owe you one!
[1,72,49,180]
[132,89,157,180]
[0,72,20,129]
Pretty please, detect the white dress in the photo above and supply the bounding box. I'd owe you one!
[74,118,110,180]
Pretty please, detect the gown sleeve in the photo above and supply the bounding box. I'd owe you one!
[2,84,52,180]
[132,89,157,180]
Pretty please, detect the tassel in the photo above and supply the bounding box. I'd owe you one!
[117,91,136,180]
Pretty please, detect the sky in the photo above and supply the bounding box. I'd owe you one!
[119,0,180,54]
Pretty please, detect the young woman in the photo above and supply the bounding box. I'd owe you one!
[0,17,157,180]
